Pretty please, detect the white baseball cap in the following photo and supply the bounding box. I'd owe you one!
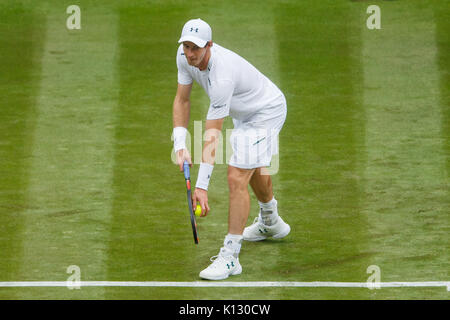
[178,18,212,47]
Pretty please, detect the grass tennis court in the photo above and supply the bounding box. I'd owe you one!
[0,0,448,299]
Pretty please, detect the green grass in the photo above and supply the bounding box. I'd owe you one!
[0,0,46,287]
[275,0,369,284]
[0,0,448,299]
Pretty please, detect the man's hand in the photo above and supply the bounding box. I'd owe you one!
[193,188,210,217]
[176,148,192,171]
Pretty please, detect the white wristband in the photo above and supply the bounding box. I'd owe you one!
[196,162,214,191]
[173,127,187,152]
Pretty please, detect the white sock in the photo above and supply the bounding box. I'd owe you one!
[223,233,243,258]
[258,197,279,226]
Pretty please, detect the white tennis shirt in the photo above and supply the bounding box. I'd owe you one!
[176,43,286,122]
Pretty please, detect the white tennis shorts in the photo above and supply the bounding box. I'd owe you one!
[228,106,286,169]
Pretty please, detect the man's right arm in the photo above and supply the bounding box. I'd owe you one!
[173,83,193,170]
[173,83,192,128]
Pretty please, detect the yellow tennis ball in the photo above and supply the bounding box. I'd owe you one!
[195,204,202,217]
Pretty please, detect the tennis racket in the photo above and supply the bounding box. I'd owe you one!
[183,160,199,244]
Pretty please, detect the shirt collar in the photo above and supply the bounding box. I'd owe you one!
[200,47,213,73]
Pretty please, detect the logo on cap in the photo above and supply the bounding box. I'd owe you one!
[178,19,212,47]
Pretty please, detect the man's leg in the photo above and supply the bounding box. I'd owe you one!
[199,165,255,280]
[249,167,273,203]
[244,167,290,241]
[227,165,256,234]
[250,167,279,225]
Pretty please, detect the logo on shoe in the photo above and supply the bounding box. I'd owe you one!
[226,261,235,269]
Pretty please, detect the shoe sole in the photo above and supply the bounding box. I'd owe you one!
[243,235,267,242]
[243,223,290,242]
[199,265,242,281]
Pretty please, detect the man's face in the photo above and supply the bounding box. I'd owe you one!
[182,41,207,67]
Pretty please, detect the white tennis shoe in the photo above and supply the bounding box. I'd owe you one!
[243,215,291,241]
[199,248,242,280]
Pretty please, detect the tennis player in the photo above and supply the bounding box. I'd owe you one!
[173,18,290,280]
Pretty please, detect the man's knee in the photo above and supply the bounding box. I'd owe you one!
[228,167,253,193]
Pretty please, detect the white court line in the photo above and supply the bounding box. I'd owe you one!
[0,281,448,290]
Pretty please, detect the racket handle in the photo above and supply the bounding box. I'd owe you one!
[183,160,190,180]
